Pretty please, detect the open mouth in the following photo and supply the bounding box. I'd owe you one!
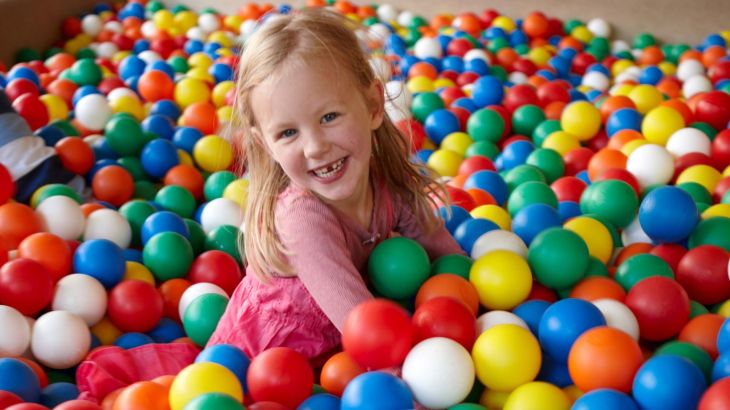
[310,157,347,179]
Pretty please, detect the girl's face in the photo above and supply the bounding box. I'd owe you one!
[251,60,384,214]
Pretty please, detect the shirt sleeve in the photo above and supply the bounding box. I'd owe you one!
[275,192,373,332]
[393,194,466,259]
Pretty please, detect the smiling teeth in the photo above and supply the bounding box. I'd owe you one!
[313,158,345,178]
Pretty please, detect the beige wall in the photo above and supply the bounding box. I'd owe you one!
[1,0,729,66]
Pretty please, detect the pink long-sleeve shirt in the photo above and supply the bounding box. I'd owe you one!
[207,180,464,360]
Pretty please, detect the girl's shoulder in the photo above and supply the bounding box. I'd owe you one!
[274,184,340,228]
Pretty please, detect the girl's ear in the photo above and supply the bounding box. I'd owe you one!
[367,79,386,130]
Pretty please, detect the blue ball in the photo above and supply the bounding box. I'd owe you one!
[572,389,639,410]
[114,332,155,349]
[141,211,190,245]
[439,205,472,234]
[341,372,414,410]
[471,76,503,107]
[536,352,573,387]
[92,137,120,161]
[451,97,478,112]
[509,29,528,46]
[538,298,606,363]
[144,61,175,79]
[465,59,490,76]
[500,140,535,171]
[7,66,40,87]
[150,99,182,121]
[512,300,550,336]
[140,138,179,179]
[453,218,500,254]
[73,239,125,288]
[0,358,41,402]
[385,34,407,56]
[72,85,101,107]
[639,66,664,85]
[463,170,509,205]
[424,109,460,144]
[712,351,730,382]
[414,149,433,164]
[142,114,176,140]
[40,382,80,408]
[548,56,571,78]
[512,203,562,245]
[587,63,610,76]
[119,1,145,19]
[639,186,698,243]
[536,69,556,80]
[484,27,507,40]
[297,393,341,410]
[147,317,185,343]
[558,201,582,223]
[196,344,251,394]
[632,355,706,410]
[423,57,442,72]
[718,317,730,354]
[399,55,421,76]
[119,55,147,81]
[35,124,67,146]
[132,39,150,54]
[209,63,234,83]
[173,126,204,154]
[569,89,588,102]
[606,108,642,137]
[194,202,208,224]
[184,39,205,56]
[123,248,144,263]
[441,55,465,73]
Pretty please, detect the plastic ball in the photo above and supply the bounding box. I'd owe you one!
[564,216,613,264]
[52,274,107,326]
[182,292,228,347]
[626,144,675,188]
[199,198,243,235]
[12,93,49,130]
[503,381,571,410]
[572,389,638,410]
[112,380,169,410]
[592,299,640,341]
[0,202,43,250]
[412,296,477,350]
[104,115,146,157]
[183,392,244,410]
[470,229,528,259]
[178,282,228,321]
[625,276,690,341]
[73,238,125,288]
[16,232,72,282]
[143,231,194,281]
[367,237,430,300]
[476,310,529,334]
[246,347,313,409]
[195,344,250,393]
[469,250,532,310]
[0,358,41,403]
[34,196,85,243]
[466,108,504,143]
[427,149,463,177]
[678,313,725,360]
[174,77,211,109]
[676,245,730,305]
[140,210,189,245]
[74,94,112,131]
[642,106,686,146]
[169,362,243,410]
[528,228,590,289]
[320,351,364,397]
[0,258,54,317]
[472,324,542,391]
[453,218,500,254]
[632,355,706,410]
[193,135,233,172]
[0,305,30,357]
[561,101,601,141]
[580,180,638,228]
[690,217,730,251]
[137,69,174,102]
[141,138,180,179]
[108,279,163,333]
[31,310,90,369]
[639,186,699,243]
[83,208,132,248]
[92,165,134,206]
[340,371,414,410]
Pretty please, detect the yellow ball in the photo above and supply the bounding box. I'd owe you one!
[561,101,602,141]
[724,165,730,177]
[441,132,473,156]
[571,26,593,44]
[628,84,663,115]
[528,48,552,66]
[703,204,730,219]
[169,362,243,410]
[223,178,248,208]
[193,135,234,172]
[174,77,212,109]
[40,94,69,122]
[178,149,194,166]
[642,106,686,145]
[212,81,235,107]
[187,66,215,84]
[716,299,730,317]
[29,184,52,208]
[480,388,511,409]
[174,11,198,32]
[658,62,677,76]
[124,261,155,285]
[609,83,635,97]
[153,10,175,31]
[677,164,723,193]
[187,52,214,69]
[543,131,580,156]
[471,204,511,230]
[504,382,571,410]
[407,76,435,93]
[472,324,542,391]
[223,15,243,32]
[110,95,145,121]
[427,149,463,177]
[491,16,516,32]
[611,59,635,77]
[217,106,233,123]
[469,250,532,310]
[433,78,456,89]
[91,317,122,346]
[564,216,613,264]
[208,31,233,48]
[563,385,584,403]
[620,139,649,156]
[112,50,132,64]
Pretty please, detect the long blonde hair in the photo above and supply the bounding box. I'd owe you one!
[233,8,449,278]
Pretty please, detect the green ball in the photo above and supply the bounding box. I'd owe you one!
[185,218,207,255]
[119,200,157,247]
[206,225,242,264]
[677,182,712,206]
[76,48,97,60]
[430,253,473,279]
[465,140,500,160]
[719,82,730,94]
[183,392,244,410]
[467,108,504,143]
[512,105,546,137]
[403,28,421,47]
[532,120,562,147]
[134,181,159,201]
[507,181,558,216]
[183,293,228,347]
[16,48,41,63]
[487,38,510,54]
[515,44,530,55]
[690,122,717,140]
[368,237,430,300]
[564,19,584,33]
[654,341,713,383]
[526,148,564,183]
[143,232,194,281]
[145,0,165,13]
[204,171,237,202]
[580,180,638,228]
[584,256,610,278]
[33,183,82,207]
[488,65,508,83]
[171,4,190,13]
[68,58,102,86]
[689,217,730,252]
[586,46,608,62]
[448,404,487,410]
[633,32,657,49]
[614,254,674,291]
[722,190,730,204]
[50,119,79,136]
[312,384,326,395]
[168,55,190,73]
[411,92,445,123]
[690,300,710,319]
[118,156,148,181]
[589,37,610,53]
[504,165,547,193]
[528,228,590,289]
[155,185,197,218]
[104,115,146,156]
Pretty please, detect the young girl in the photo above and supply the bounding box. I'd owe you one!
[206,8,464,362]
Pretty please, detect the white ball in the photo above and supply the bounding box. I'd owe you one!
[464,49,490,63]
[683,75,713,99]
[96,42,119,59]
[582,71,610,91]
[508,72,529,85]
[200,198,243,234]
[0,305,31,357]
[592,299,640,341]
[31,311,91,369]
[52,274,108,326]
[614,71,639,84]
[666,128,712,158]
[626,144,675,188]
[396,10,416,28]
[104,20,122,34]
[677,59,706,82]
[198,13,220,33]
[471,230,528,259]
[476,310,529,334]
[178,283,228,320]
[384,80,412,122]
[84,209,132,248]
[376,4,398,22]
[140,20,158,38]
[402,337,475,408]
[35,196,86,241]
[368,23,391,43]
[414,37,443,60]
[611,40,630,54]
[587,18,611,38]
[81,14,103,37]
[187,27,207,42]
[74,94,112,131]
[621,216,652,246]
[138,50,162,64]
[107,87,139,103]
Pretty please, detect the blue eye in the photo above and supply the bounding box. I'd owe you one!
[321,112,339,123]
[280,129,297,138]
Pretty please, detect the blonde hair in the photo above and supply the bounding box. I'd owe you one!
[232,8,448,278]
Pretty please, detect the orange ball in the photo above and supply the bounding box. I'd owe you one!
[333,0,356,14]
[657,78,682,99]
[522,12,549,38]
[607,130,643,150]
[587,148,627,181]
[320,351,364,397]
[101,388,124,410]
[599,96,636,123]
[45,53,76,73]
[613,243,654,268]
[638,46,665,66]
[702,45,726,68]
[447,174,468,189]
[660,98,694,124]
[568,326,644,393]
[467,188,497,207]
[112,381,170,410]
[570,276,626,302]
[408,61,438,80]
[91,165,134,207]
[17,232,72,282]
[46,78,78,107]
[0,202,43,250]
[137,70,174,103]
[496,48,519,70]
[544,101,566,120]
[679,49,702,63]
[56,137,95,175]
[158,278,192,322]
[238,3,264,20]
[163,164,204,200]
[678,313,725,359]
[80,202,106,217]
[415,273,480,316]
[453,12,482,36]
[181,102,219,135]
[430,15,453,30]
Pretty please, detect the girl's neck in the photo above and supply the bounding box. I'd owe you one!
[327,175,374,231]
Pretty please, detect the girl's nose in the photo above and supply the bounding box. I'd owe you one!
[303,130,331,158]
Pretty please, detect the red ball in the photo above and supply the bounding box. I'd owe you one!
[673,152,718,181]
[97,77,126,95]
[571,53,597,76]
[55,137,95,175]
[503,84,539,113]
[0,163,15,204]
[512,58,538,76]
[445,185,476,211]
[649,243,687,274]
[5,78,39,101]
[247,403,289,410]
[91,165,134,207]
[694,91,730,131]
[5,404,48,410]
[0,390,23,408]
[458,155,495,176]
[0,258,53,316]
[712,176,730,203]
[395,119,426,152]
[550,176,587,203]
[12,93,49,130]
[412,296,477,350]
[537,81,571,107]
[342,299,414,370]
[187,250,242,296]
[439,87,467,108]
[698,377,730,410]
[107,280,164,332]
[53,400,103,410]
[456,71,480,87]
[446,38,473,57]
[246,347,314,409]
[675,245,730,305]
[709,60,730,84]
[448,106,470,131]
[61,17,82,38]
[527,281,558,303]
[625,276,690,342]
[563,147,594,176]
